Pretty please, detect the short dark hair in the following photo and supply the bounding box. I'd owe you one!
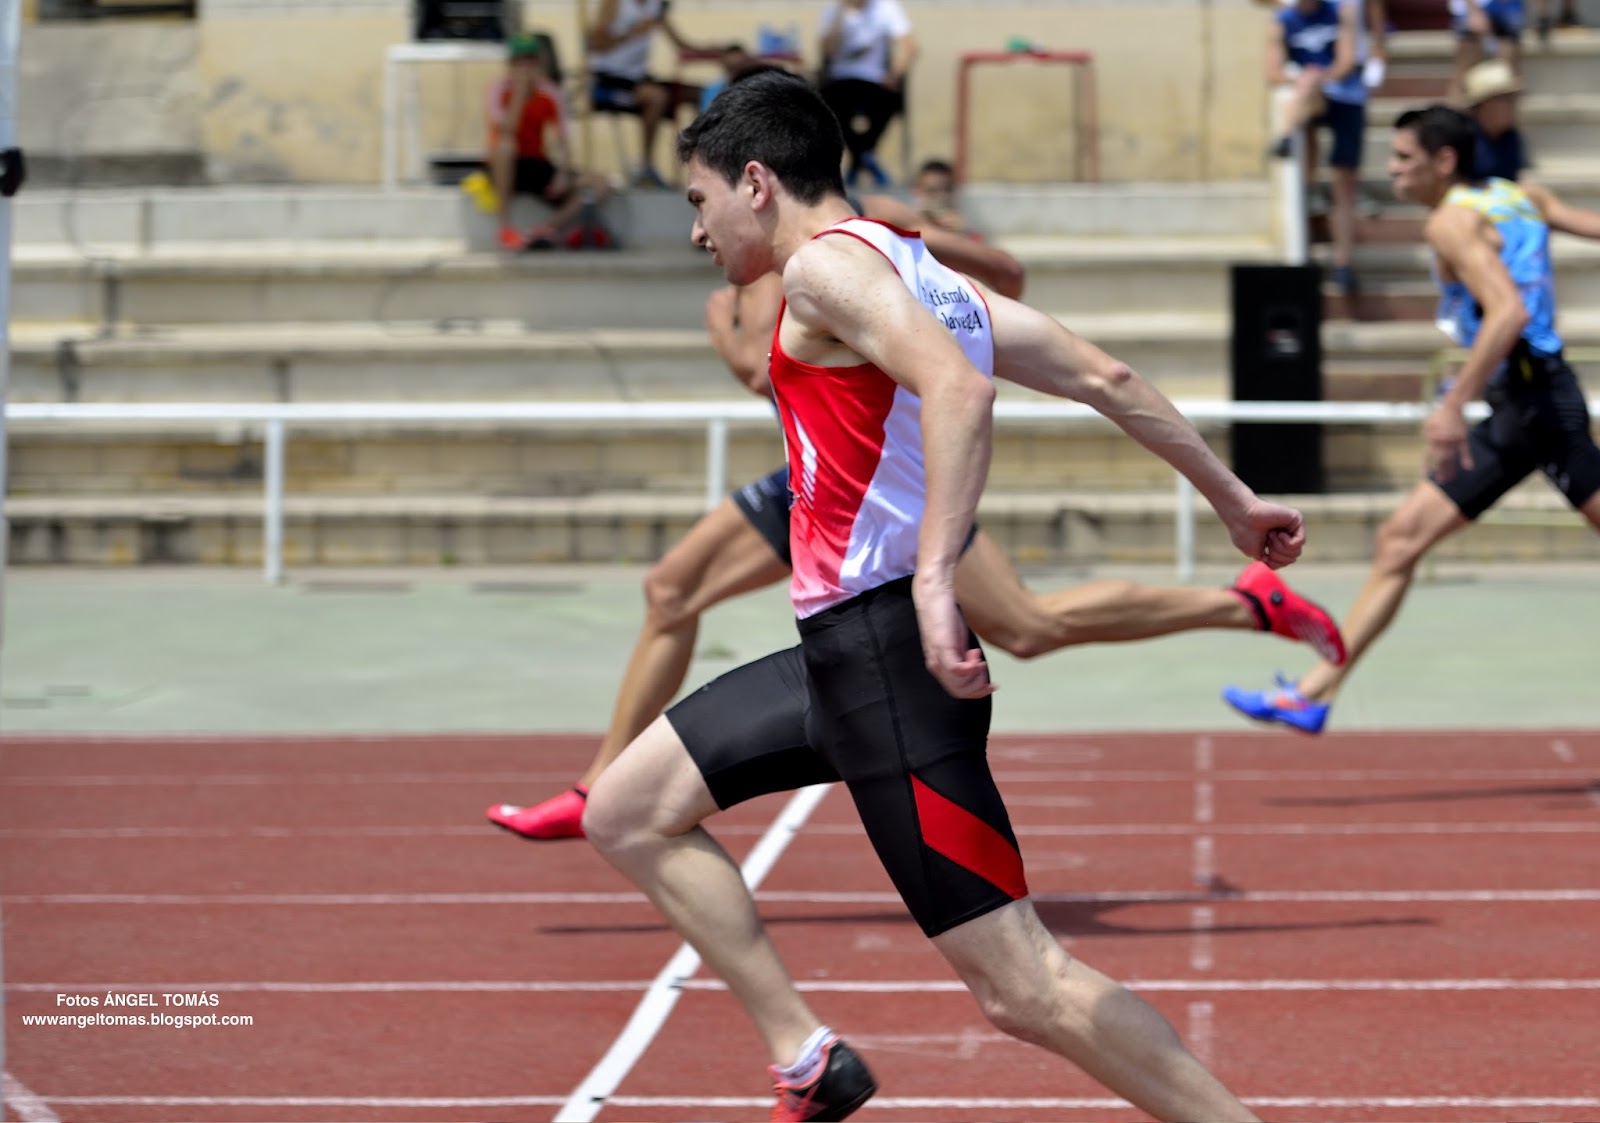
[916,158,956,181]
[1395,104,1479,181]
[677,68,846,205]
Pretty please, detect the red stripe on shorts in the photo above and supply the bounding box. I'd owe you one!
[911,774,1028,901]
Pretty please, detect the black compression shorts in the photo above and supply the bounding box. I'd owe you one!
[667,576,1026,937]
[731,466,792,566]
[1434,353,1600,520]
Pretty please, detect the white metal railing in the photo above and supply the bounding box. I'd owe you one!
[5,396,1559,585]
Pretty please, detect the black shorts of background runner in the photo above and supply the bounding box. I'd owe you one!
[667,577,1027,937]
[1434,350,1600,519]
[731,466,792,565]
[731,465,981,573]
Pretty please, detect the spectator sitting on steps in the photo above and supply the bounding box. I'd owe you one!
[485,34,615,251]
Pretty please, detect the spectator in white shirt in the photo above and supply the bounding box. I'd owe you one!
[818,0,917,187]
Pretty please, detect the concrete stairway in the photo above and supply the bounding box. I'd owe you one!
[9,126,1600,567]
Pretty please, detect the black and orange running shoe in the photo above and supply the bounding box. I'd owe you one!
[768,1036,877,1122]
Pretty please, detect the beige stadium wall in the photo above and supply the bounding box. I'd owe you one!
[30,0,1273,185]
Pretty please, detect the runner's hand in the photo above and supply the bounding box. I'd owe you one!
[912,578,994,700]
[1224,498,1306,569]
[1424,402,1473,482]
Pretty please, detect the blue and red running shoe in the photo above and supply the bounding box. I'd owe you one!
[1230,561,1347,666]
[1221,672,1331,734]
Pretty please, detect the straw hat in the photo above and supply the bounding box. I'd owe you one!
[1463,59,1523,105]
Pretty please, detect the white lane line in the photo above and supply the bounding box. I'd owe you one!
[992,768,1599,782]
[1551,739,1575,762]
[12,977,1600,995]
[0,826,491,840]
[11,887,1600,908]
[9,821,1600,841]
[26,1095,1600,1110]
[849,1029,1011,1060]
[1007,822,1600,837]
[10,766,1594,788]
[1186,1001,1215,1068]
[3,1107,566,1113]
[553,783,829,1123]
[1189,907,1215,972]
[7,821,1600,842]
[1192,735,1216,977]
[2,1074,62,1123]
[0,772,577,788]
[1190,837,1215,889]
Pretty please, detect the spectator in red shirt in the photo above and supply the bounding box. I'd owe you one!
[488,35,614,251]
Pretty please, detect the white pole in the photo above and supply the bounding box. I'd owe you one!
[1174,471,1196,584]
[1272,85,1309,266]
[263,420,286,584]
[704,417,727,512]
[0,0,20,1091]
[381,48,399,187]
[0,0,21,673]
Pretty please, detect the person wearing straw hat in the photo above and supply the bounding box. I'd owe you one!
[1448,0,1527,103]
[1462,58,1531,183]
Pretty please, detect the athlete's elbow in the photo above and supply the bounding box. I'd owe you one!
[990,259,1026,301]
[1073,360,1138,404]
[968,375,997,414]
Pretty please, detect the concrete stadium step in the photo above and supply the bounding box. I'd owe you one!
[1384,30,1600,94]
[1362,93,1600,171]
[12,235,1284,331]
[12,181,1278,255]
[8,481,1594,569]
[1322,281,1438,323]
[1358,157,1600,212]
[6,313,1237,402]
[1323,235,1600,302]
[14,312,1600,408]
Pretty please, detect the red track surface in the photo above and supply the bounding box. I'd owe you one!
[3,730,1599,1123]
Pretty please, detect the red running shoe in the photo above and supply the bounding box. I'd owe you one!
[769,1036,877,1122]
[1230,561,1347,666]
[486,786,587,840]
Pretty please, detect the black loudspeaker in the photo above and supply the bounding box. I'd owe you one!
[1230,264,1325,495]
[415,0,514,40]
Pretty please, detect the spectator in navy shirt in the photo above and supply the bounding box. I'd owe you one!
[1463,59,1531,182]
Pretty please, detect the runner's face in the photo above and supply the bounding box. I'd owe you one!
[1388,128,1442,203]
[686,156,767,285]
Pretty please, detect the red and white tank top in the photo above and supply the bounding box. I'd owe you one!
[769,217,995,619]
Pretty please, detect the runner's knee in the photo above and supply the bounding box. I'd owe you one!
[965,966,1074,1048]
[642,561,695,631]
[1373,509,1433,574]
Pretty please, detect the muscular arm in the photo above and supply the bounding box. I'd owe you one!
[859,193,1026,298]
[586,0,646,53]
[1526,181,1600,240]
[1427,204,1531,409]
[705,274,782,397]
[1332,0,1360,82]
[785,237,998,697]
[886,32,918,87]
[659,11,702,54]
[1265,16,1291,83]
[784,237,995,586]
[819,5,844,64]
[1365,0,1389,58]
[982,283,1303,565]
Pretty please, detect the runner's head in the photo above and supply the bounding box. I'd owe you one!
[679,69,847,283]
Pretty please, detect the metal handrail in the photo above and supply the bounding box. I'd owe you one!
[10,396,1597,584]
